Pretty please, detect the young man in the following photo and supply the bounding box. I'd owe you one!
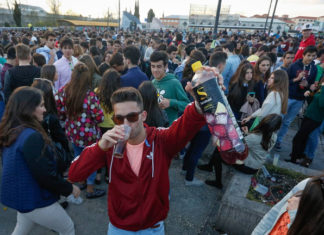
[96,37,106,56]
[54,37,78,91]
[1,46,16,89]
[275,46,318,150]
[121,46,148,89]
[4,44,40,101]
[293,24,315,62]
[314,49,324,65]
[166,45,179,73]
[247,45,269,65]
[36,31,58,65]
[151,51,190,125]
[276,51,295,72]
[68,87,206,234]
[112,40,122,54]
[222,42,240,94]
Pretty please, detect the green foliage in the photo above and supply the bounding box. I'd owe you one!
[13,0,22,27]
[5,22,11,27]
[147,9,155,23]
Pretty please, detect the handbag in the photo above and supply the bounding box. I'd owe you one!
[44,115,73,173]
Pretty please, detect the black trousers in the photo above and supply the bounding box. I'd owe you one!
[291,117,321,161]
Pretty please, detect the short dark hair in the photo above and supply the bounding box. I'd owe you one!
[222,42,235,52]
[258,45,269,52]
[96,37,102,42]
[89,38,96,47]
[185,44,196,56]
[60,37,74,49]
[89,46,100,56]
[157,43,167,51]
[7,46,16,60]
[283,51,295,58]
[80,41,89,50]
[150,51,168,66]
[44,31,56,40]
[109,52,124,67]
[113,40,121,45]
[33,53,46,67]
[303,45,317,55]
[317,48,324,58]
[166,45,177,54]
[123,46,140,65]
[209,52,227,67]
[111,87,143,110]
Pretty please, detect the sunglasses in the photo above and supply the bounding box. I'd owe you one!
[112,111,142,125]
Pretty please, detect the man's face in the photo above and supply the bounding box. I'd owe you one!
[303,52,317,65]
[62,45,73,59]
[151,40,159,50]
[113,43,121,53]
[113,101,146,140]
[205,42,212,50]
[151,60,167,80]
[169,51,177,60]
[46,36,56,49]
[96,40,102,48]
[283,54,295,67]
[302,30,311,39]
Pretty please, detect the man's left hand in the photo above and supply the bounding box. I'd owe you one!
[159,98,170,109]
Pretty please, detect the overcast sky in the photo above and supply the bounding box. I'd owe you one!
[3,0,324,21]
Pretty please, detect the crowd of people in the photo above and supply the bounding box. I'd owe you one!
[0,25,323,234]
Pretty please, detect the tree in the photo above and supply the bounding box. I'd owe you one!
[134,0,140,20]
[147,9,155,23]
[13,0,21,27]
[47,0,61,15]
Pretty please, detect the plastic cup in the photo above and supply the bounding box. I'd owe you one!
[113,124,132,158]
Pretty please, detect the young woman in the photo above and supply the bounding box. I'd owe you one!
[253,56,272,104]
[98,50,112,75]
[201,114,282,188]
[109,52,125,73]
[242,70,289,126]
[227,62,255,120]
[79,54,102,89]
[56,63,105,199]
[41,65,58,94]
[0,87,79,234]
[138,81,169,128]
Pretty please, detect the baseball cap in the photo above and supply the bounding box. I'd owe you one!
[301,24,312,31]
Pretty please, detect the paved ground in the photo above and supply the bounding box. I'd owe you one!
[1,118,323,235]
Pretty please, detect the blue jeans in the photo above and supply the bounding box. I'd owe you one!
[183,125,211,181]
[72,144,96,185]
[276,99,304,145]
[108,222,164,235]
[304,121,324,160]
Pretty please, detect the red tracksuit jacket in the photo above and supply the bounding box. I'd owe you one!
[68,103,206,231]
[293,34,316,62]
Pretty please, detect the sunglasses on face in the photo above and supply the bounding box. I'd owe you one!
[112,111,142,125]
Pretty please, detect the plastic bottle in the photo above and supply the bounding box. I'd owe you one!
[191,61,245,153]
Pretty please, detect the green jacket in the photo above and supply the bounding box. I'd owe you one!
[152,73,190,125]
[306,86,324,123]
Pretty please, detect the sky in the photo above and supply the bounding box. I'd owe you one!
[2,0,324,21]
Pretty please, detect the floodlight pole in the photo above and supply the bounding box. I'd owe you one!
[118,0,121,31]
[264,0,273,35]
[268,0,279,36]
[213,0,222,39]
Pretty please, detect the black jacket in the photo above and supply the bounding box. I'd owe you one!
[4,65,40,101]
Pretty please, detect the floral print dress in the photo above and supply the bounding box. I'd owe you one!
[55,88,104,148]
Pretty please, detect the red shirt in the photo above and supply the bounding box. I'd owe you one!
[293,34,316,62]
[68,103,205,231]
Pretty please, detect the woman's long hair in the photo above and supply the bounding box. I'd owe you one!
[268,70,289,114]
[97,69,120,113]
[138,81,166,127]
[288,176,324,235]
[253,56,271,83]
[32,78,58,115]
[252,114,282,151]
[40,65,56,83]
[182,50,206,82]
[64,62,92,117]
[79,54,100,79]
[0,87,50,149]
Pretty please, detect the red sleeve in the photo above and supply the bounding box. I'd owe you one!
[157,102,206,157]
[68,143,111,182]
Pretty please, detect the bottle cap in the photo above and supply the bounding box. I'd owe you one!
[191,61,202,73]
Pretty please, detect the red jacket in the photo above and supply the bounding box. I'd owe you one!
[293,34,316,62]
[68,103,205,231]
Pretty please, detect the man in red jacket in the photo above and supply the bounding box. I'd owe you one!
[68,86,207,234]
[293,24,316,62]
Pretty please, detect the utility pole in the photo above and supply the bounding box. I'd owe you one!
[118,0,120,31]
[264,0,273,35]
[268,0,279,36]
[213,0,222,39]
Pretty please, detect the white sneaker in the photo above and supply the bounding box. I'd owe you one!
[184,178,204,186]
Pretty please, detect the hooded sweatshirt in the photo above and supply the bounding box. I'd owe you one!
[36,45,58,64]
[152,73,189,125]
[4,65,40,101]
[293,34,316,62]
